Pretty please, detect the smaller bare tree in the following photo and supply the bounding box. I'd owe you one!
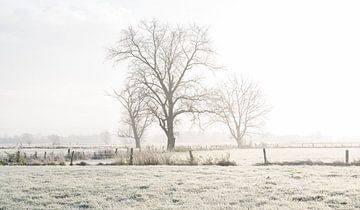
[99,130,111,145]
[209,76,270,148]
[111,83,153,149]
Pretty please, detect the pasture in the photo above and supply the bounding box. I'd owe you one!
[1,148,360,209]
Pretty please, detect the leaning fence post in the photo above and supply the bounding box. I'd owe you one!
[115,148,118,155]
[70,151,75,166]
[345,150,349,164]
[129,148,134,165]
[263,148,268,165]
[189,150,194,163]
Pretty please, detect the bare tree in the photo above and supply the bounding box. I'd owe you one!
[210,76,270,148]
[108,20,217,150]
[111,83,152,149]
[99,130,111,145]
[20,133,34,147]
[48,135,61,146]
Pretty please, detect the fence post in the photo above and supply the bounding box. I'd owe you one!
[44,151,47,159]
[70,151,75,166]
[345,150,349,164]
[263,148,268,165]
[129,148,134,165]
[115,148,118,155]
[16,151,20,163]
[68,148,70,158]
[189,150,194,163]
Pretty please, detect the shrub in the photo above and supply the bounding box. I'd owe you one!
[0,151,65,166]
[76,161,88,166]
[2,151,28,165]
[199,153,236,166]
[174,146,191,152]
[109,151,236,166]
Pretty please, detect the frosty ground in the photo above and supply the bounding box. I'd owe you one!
[1,165,360,209]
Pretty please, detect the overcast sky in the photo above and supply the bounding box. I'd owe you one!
[1,0,360,138]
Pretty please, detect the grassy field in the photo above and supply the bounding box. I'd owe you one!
[1,165,360,209]
[2,147,360,166]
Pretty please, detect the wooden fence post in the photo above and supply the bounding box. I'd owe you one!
[70,151,75,166]
[44,151,47,159]
[16,151,20,163]
[67,148,70,158]
[189,150,194,163]
[345,150,349,164]
[263,148,268,165]
[129,148,134,165]
[115,148,118,155]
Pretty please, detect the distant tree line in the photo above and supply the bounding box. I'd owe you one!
[0,131,112,146]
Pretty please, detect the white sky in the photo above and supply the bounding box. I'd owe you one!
[1,0,360,138]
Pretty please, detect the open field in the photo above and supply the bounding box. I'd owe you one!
[1,165,360,209]
[1,148,360,209]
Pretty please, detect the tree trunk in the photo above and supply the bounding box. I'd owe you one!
[131,117,141,149]
[166,99,176,151]
[236,137,244,148]
[166,117,176,151]
[135,137,141,149]
[167,134,176,151]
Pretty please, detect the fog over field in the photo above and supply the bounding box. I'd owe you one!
[1,0,360,141]
[1,0,360,210]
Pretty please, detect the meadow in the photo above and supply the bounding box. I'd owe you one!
[1,165,360,209]
[1,148,360,209]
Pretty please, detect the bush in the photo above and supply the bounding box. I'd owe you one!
[199,153,236,166]
[174,146,191,152]
[2,151,28,165]
[109,151,236,166]
[0,151,65,166]
[92,150,117,160]
[76,161,88,166]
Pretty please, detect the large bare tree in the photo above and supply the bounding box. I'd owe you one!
[210,76,270,147]
[109,20,217,150]
[112,84,153,149]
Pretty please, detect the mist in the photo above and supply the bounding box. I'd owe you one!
[1,0,360,141]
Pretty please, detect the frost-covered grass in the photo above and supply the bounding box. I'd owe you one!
[1,165,360,209]
[1,148,360,209]
[193,148,360,166]
[2,148,360,166]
